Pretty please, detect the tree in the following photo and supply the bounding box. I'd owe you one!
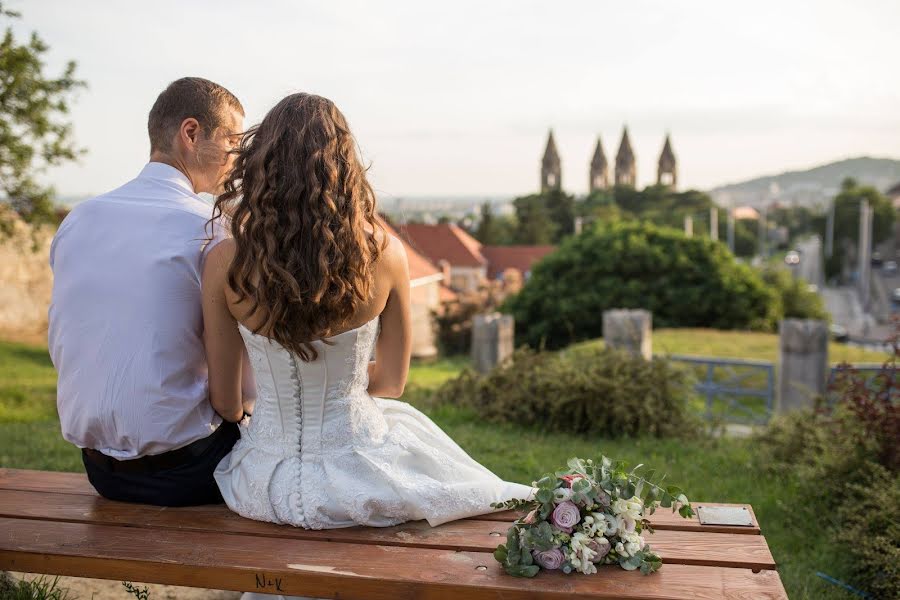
[473,201,516,245]
[0,3,84,230]
[825,177,895,279]
[512,194,558,244]
[503,221,779,350]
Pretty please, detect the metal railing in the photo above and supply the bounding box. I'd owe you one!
[665,355,775,425]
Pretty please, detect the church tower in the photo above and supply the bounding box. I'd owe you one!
[657,134,677,189]
[614,126,636,187]
[541,129,562,193]
[589,136,608,192]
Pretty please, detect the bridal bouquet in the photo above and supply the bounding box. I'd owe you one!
[491,456,693,577]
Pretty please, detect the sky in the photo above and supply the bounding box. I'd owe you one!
[10,0,900,200]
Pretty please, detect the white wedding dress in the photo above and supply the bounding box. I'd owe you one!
[215,316,532,533]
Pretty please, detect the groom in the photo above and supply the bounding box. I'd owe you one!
[49,77,250,506]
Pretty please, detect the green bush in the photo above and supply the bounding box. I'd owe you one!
[756,349,899,598]
[433,345,700,438]
[760,264,829,322]
[504,221,779,350]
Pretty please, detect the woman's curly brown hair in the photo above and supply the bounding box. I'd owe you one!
[210,93,385,361]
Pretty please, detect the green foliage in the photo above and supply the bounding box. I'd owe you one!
[759,264,829,321]
[473,202,517,245]
[434,345,701,438]
[0,3,85,230]
[0,574,77,600]
[755,341,899,599]
[509,189,576,244]
[825,177,895,279]
[504,221,779,350]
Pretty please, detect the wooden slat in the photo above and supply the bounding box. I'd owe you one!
[0,469,762,534]
[484,504,760,535]
[0,468,95,496]
[0,489,776,571]
[0,517,788,599]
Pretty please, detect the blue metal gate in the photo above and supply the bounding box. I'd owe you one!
[665,355,776,425]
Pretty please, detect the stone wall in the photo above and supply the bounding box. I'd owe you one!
[0,216,53,340]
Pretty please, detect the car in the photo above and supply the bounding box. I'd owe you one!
[784,251,801,266]
[892,287,900,304]
[871,251,883,267]
[829,324,849,343]
[883,261,898,275]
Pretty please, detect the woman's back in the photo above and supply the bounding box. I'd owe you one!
[204,92,531,535]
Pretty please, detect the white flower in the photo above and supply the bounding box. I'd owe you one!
[553,487,574,503]
[616,514,636,535]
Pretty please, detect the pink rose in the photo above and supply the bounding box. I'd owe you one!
[551,501,580,531]
[587,538,611,563]
[532,548,565,570]
[560,474,585,489]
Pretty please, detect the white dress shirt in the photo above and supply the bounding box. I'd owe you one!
[49,162,228,459]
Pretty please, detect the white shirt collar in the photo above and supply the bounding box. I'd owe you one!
[137,162,196,195]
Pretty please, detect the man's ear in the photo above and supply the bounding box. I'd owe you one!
[179,117,202,149]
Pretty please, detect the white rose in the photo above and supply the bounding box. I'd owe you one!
[554,487,574,503]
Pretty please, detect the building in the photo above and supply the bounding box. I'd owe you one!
[379,218,448,358]
[614,126,637,188]
[541,130,562,193]
[657,134,677,188]
[541,128,678,192]
[589,136,609,192]
[397,222,555,293]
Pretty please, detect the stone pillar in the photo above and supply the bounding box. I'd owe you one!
[710,206,719,241]
[471,313,514,374]
[777,319,828,413]
[684,216,693,237]
[602,309,652,360]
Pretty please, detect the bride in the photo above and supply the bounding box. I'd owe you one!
[202,93,532,537]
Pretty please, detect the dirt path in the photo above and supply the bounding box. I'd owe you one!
[7,572,241,600]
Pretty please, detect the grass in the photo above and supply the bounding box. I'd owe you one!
[573,328,890,364]
[0,334,869,599]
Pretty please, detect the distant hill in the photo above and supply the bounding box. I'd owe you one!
[710,157,900,208]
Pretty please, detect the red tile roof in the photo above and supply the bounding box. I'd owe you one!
[396,223,486,268]
[481,245,556,280]
[377,217,442,282]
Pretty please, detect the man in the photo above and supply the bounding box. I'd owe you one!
[49,77,251,506]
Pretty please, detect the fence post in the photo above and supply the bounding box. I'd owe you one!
[471,313,514,374]
[777,319,828,413]
[602,309,652,360]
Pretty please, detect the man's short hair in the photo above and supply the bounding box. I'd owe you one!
[148,77,244,153]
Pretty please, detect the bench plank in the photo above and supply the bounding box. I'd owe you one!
[0,469,762,535]
[0,517,788,599]
[483,505,760,535]
[0,489,776,571]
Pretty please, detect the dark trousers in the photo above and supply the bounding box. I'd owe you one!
[82,421,240,506]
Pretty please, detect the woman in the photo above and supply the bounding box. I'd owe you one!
[203,93,532,533]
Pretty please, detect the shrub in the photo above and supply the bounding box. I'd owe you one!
[759,264,829,322]
[433,345,700,438]
[755,326,899,598]
[503,221,779,350]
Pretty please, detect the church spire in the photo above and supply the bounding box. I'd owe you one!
[614,126,636,187]
[589,136,608,192]
[540,129,562,192]
[657,133,677,189]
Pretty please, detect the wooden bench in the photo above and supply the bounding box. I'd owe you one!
[0,468,787,599]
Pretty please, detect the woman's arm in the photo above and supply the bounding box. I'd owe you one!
[201,239,246,422]
[367,237,412,398]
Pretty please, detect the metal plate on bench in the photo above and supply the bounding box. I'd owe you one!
[697,506,753,527]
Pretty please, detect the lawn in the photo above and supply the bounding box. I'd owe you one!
[574,327,890,364]
[0,334,869,599]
